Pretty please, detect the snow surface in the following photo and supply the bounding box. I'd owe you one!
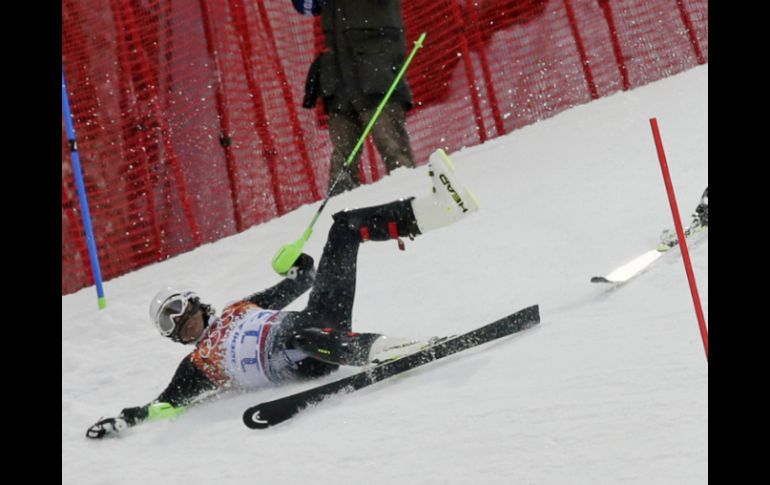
[62,65,707,485]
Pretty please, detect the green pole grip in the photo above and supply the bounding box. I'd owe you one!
[147,402,187,422]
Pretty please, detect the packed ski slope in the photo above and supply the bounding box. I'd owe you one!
[62,65,707,485]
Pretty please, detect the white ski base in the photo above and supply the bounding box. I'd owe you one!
[591,249,663,284]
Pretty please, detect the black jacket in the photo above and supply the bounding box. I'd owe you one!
[303,0,413,113]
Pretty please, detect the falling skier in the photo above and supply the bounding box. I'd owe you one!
[86,149,480,439]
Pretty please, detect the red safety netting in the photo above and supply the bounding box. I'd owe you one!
[62,0,707,295]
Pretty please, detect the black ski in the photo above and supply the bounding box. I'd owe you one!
[243,304,540,429]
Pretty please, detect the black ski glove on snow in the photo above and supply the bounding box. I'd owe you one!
[86,416,128,439]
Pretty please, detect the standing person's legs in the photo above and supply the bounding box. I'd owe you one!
[327,111,364,196]
[365,102,415,174]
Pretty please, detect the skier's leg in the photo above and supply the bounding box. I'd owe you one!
[286,199,423,367]
[303,198,422,331]
[310,147,478,330]
[291,327,382,366]
[293,151,480,366]
[291,326,439,366]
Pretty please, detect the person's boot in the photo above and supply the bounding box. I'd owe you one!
[291,328,449,367]
[410,149,480,233]
[366,335,450,365]
[290,327,382,366]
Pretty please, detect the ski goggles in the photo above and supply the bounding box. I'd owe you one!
[157,293,195,337]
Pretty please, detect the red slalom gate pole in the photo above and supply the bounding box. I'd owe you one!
[649,118,708,362]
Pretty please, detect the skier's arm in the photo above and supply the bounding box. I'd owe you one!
[244,253,315,310]
[86,355,218,439]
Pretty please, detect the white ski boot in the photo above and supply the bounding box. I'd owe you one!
[367,336,430,365]
[410,149,480,233]
[367,335,453,365]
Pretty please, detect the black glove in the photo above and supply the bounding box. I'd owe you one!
[86,416,128,439]
[286,253,315,280]
[291,0,323,15]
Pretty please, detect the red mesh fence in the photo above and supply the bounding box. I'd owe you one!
[62,0,707,295]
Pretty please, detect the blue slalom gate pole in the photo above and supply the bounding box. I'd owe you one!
[62,69,107,309]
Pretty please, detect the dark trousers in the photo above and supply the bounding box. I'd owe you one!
[327,102,415,195]
[279,199,420,374]
[293,198,418,330]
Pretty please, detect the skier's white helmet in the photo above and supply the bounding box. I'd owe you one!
[149,288,214,343]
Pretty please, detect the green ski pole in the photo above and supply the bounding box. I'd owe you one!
[271,32,427,275]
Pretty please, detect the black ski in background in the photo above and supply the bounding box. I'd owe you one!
[243,304,540,429]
